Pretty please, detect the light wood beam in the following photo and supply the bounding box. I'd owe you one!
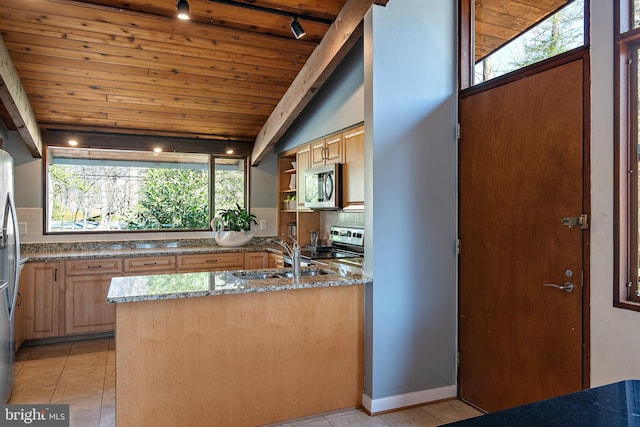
[251,0,384,165]
[0,35,42,157]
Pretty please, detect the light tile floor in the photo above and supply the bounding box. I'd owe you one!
[11,338,483,427]
[12,338,115,427]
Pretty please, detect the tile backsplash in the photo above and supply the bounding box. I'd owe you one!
[319,211,365,241]
[17,207,279,244]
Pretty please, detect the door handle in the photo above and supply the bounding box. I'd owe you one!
[542,282,574,292]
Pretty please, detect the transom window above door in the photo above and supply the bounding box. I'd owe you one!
[461,0,586,88]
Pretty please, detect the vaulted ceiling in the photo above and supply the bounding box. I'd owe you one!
[0,0,345,144]
[0,0,573,158]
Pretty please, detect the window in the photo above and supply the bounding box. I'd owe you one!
[474,0,585,85]
[45,146,246,233]
[615,0,640,309]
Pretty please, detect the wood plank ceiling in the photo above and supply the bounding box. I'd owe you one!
[0,0,572,153]
[0,0,343,147]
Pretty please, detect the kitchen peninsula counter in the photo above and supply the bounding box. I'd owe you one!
[107,267,367,303]
[109,268,368,427]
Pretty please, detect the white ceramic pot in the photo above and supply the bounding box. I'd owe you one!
[211,218,253,247]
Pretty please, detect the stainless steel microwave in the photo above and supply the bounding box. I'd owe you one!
[304,163,342,209]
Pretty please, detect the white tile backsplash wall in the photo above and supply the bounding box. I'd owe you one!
[320,211,365,241]
[17,207,278,243]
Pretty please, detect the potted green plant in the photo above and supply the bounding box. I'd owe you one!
[282,194,296,210]
[210,203,258,247]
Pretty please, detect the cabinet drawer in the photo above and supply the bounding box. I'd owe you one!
[124,256,176,274]
[177,253,244,271]
[66,258,123,276]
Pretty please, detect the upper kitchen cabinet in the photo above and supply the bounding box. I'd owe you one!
[310,133,343,167]
[342,124,365,210]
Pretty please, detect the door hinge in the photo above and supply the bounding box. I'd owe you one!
[561,214,589,230]
[456,123,461,140]
[456,239,460,255]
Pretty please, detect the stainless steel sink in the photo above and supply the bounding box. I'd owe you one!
[232,269,334,281]
[276,269,333,278]
[232,272,281,280]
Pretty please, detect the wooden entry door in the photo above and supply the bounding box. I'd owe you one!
[458,58,587,412]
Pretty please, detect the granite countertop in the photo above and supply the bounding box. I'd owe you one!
[19,238,365,275]
[445,380,640,426]
[19,238,282,262]
[107,267,369,303]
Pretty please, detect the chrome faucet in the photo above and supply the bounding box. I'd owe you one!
[267,235,301,280]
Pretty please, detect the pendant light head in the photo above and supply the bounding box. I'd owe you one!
[176,0,190,20]
[290,17,306,40]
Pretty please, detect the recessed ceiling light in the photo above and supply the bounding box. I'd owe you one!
[68,139,79,146]
[153,147,162,153]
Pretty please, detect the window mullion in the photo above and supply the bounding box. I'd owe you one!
[629,43,640,301]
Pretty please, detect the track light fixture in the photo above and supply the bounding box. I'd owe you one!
[290,17,306,40]
[176,0,190,20]
[207,0,333,40]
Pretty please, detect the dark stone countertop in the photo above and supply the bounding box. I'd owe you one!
[446,380,640,426]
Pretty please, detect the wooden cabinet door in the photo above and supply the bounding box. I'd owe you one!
[65,274,116,335]
[342,125,365,209]
[245,252,268,269]
[64,258,122,335]
[14,268,26,352]
[310,138,327,168]
[310,134,344,167]
[324,134,343,165]
[23,262,61,339]
[296,144,311,209]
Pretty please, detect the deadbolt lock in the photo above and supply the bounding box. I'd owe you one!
[561,214,589,229]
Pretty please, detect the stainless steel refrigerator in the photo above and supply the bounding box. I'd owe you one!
[0,149,19,403]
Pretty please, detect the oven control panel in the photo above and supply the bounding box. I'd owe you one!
[329,226,365,247]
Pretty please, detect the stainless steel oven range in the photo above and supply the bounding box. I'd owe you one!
[284,225,364,266]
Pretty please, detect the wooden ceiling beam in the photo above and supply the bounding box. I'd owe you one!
[0,35,42,157]
[251,0,381,165]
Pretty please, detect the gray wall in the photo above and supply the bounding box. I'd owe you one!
[275,39,365,153]
[364,0,457,405]
[6,131,41,208]
[249,149,277,208]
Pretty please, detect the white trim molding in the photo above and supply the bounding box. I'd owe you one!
[362,385,457,414]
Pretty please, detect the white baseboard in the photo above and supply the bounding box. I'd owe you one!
[362,385,457,414]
